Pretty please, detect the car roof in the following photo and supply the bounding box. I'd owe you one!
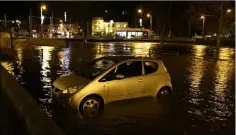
[95,55,136,62]
[95,56,161,63]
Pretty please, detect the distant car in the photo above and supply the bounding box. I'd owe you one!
[52,56,172,116]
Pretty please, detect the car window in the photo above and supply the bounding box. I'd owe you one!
[93,59,116,70]
[99,69,115,82]
[115,61,142,78]
[74,59,116,80]
[144,61,158,75]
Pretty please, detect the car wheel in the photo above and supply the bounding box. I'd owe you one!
[79,96,103,117]
[157,87,171,97]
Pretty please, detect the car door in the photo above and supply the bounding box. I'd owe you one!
[108,60,145,102]
[142,61,159,96]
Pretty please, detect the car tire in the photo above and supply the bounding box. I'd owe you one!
[79,96,103,117]
[157,87,171,98]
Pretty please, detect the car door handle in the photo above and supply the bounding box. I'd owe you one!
[138,79,143,82]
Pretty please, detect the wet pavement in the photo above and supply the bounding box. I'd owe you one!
[1,42,235,135]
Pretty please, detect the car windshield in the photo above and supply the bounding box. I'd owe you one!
[74,59,117,80]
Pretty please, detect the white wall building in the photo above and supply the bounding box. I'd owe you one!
[91,17,153,38]
[115,28,153,38]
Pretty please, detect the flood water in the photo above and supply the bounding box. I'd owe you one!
[1,42,235,135]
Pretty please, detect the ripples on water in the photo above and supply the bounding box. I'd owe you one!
[1,43,235,135]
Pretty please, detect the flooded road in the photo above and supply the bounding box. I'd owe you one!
[1,42,235,135]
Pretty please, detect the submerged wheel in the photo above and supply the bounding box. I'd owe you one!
[79,96,103,117]
[157,87,171,97]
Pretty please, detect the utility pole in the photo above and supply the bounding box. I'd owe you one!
[30,8,32,32]
[134,9,137,28]
[4,14,7,29]
[51,12,54,25]
[188,21,191,38]
[168,20,171,39]
[202,17,205,38]
[50,17,52,25]
[28,15,31,33]
[216,2,224,50]
[69,17,72,33]
[29,8,32,34]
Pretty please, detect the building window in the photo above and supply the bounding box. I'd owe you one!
[116,31,126,37]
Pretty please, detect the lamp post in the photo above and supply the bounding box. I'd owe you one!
[200,15,205,38]
[226,9,232,13]
[64,11,67,22]
[147,13,152,31]
[138,9,143,27]
[40,5,46,37]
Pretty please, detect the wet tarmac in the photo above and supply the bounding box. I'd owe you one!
[1,42,235,135]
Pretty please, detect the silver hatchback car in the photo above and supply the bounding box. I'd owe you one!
[52,56,172,115]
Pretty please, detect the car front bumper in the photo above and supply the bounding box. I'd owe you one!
[51,87,72,106]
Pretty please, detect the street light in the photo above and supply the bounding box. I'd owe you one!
[227,9,232,13]
[137,9,143,27]
[138,9,142,13]
[146,13,152,31]
[64,11,67,22]
[105,10,108,13]
[40,5,46,37]
[41,5,46,24]
[200,15,205,38]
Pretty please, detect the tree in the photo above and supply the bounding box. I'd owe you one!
[155,2,172,45]
[187,1,234,50]
[145,2,172,45]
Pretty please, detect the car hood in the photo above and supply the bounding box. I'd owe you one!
[53,73,90,90]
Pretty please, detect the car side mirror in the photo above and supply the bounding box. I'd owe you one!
[115,74,124,79]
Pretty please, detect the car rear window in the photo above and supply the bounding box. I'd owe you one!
[144,61,158,75]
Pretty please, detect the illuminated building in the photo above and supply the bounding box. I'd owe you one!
[91,17,153,38]
[46,24,79,37]
[115,28,152,38]
[92,17,105,36]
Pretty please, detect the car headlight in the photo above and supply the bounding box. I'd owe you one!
[62,85,85,94]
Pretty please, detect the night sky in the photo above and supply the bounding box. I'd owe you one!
[0,1,200,36]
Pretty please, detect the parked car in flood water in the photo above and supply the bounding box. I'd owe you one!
[52,56,172,116]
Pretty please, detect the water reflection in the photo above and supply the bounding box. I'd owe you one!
[37,46,54,117]
[94,42,156,59]
[218,48,235,60]
[132,42,154,57]
[194,45,206,58]
[95,44,107,59]
[187,45,206,119]
[16,48,23,66]
[209,49,235,121]
[1,43,235,135]
[53,97,173,135]
[58,48,71,76]
[1,61,14,76]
